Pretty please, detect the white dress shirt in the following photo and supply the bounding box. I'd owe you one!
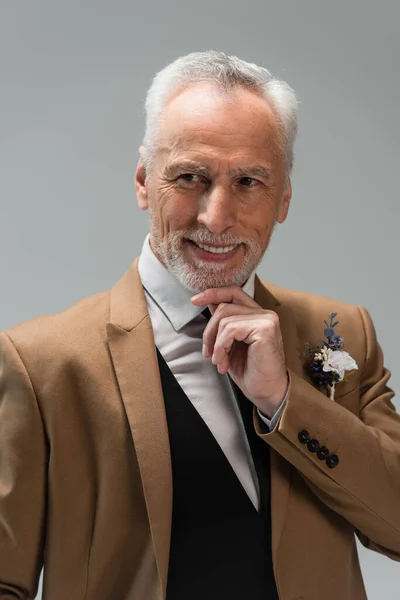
[138,234,287,512]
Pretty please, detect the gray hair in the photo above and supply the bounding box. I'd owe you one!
[142,50,299,177]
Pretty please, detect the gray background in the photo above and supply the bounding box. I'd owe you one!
[1,0,399,598]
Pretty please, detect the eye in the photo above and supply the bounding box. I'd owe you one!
[238,177,259,187]
[179,174,201,182]
[176,173,207,187]
[180,174,195,181]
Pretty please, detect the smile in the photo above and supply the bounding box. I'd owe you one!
[195,242,237,254]
[186,239,242,262]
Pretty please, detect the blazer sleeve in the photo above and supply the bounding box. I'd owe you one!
[0,332,47,599]
[255,305,400,561]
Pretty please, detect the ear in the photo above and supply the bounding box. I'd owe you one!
[135,146,149,210]
[277,178,292,224]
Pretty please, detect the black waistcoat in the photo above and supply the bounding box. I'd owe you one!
[156,348,279,600]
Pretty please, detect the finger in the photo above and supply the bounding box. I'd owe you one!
[204,310,273,355]
[212,314,282,366]
[216,352,230,375]
[191,285,259,309]
[212,317,258,365]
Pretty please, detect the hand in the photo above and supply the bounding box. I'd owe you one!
[191,285,289,418]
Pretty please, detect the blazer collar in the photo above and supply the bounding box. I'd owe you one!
[107,258,146,331]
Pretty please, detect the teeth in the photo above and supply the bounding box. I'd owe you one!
[195,242,237,254]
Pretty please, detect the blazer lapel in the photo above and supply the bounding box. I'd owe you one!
[106,258,172,598]
[254,275,304,563]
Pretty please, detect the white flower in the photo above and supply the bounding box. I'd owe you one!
[322,349,358,380]
[314,347,330,363]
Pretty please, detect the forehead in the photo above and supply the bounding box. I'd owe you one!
[156,83,281,165]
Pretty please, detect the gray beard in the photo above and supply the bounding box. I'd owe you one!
[149,224,270,294]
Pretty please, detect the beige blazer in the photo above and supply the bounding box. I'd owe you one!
[1,258,400,600]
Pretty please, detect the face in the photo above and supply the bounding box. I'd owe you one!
[135,83,292,293]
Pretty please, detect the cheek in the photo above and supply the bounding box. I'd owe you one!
[241,200,276,243]
[151,188,198,238]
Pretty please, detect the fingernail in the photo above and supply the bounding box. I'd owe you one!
[202,344,208,357]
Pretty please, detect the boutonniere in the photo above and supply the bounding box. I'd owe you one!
[304,312,358,400]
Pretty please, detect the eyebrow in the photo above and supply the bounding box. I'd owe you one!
[165,162,211,178]
[230,166,271,180]
[164,161,272,181]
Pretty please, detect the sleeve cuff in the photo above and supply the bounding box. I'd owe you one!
[256,373,291,431]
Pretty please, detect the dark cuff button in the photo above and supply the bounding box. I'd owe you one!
[298,430,310,444]
[307,438,320,453]
[316,446,330,460]
[326,454,339,469]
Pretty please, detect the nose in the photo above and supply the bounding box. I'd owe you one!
[196,185,237,233]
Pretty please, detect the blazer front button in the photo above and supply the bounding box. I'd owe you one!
[307,438,320,453]
[326,454,339,468]
[317,445,329,460]
[298,430,310,444]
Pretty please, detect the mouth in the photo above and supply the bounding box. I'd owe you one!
[185,239,242,262]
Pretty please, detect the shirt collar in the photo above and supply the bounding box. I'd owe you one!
[138,234,256,332]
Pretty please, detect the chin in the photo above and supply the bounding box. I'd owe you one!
[173,261,249,294]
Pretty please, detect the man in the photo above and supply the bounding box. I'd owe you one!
[0,51,399,600]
